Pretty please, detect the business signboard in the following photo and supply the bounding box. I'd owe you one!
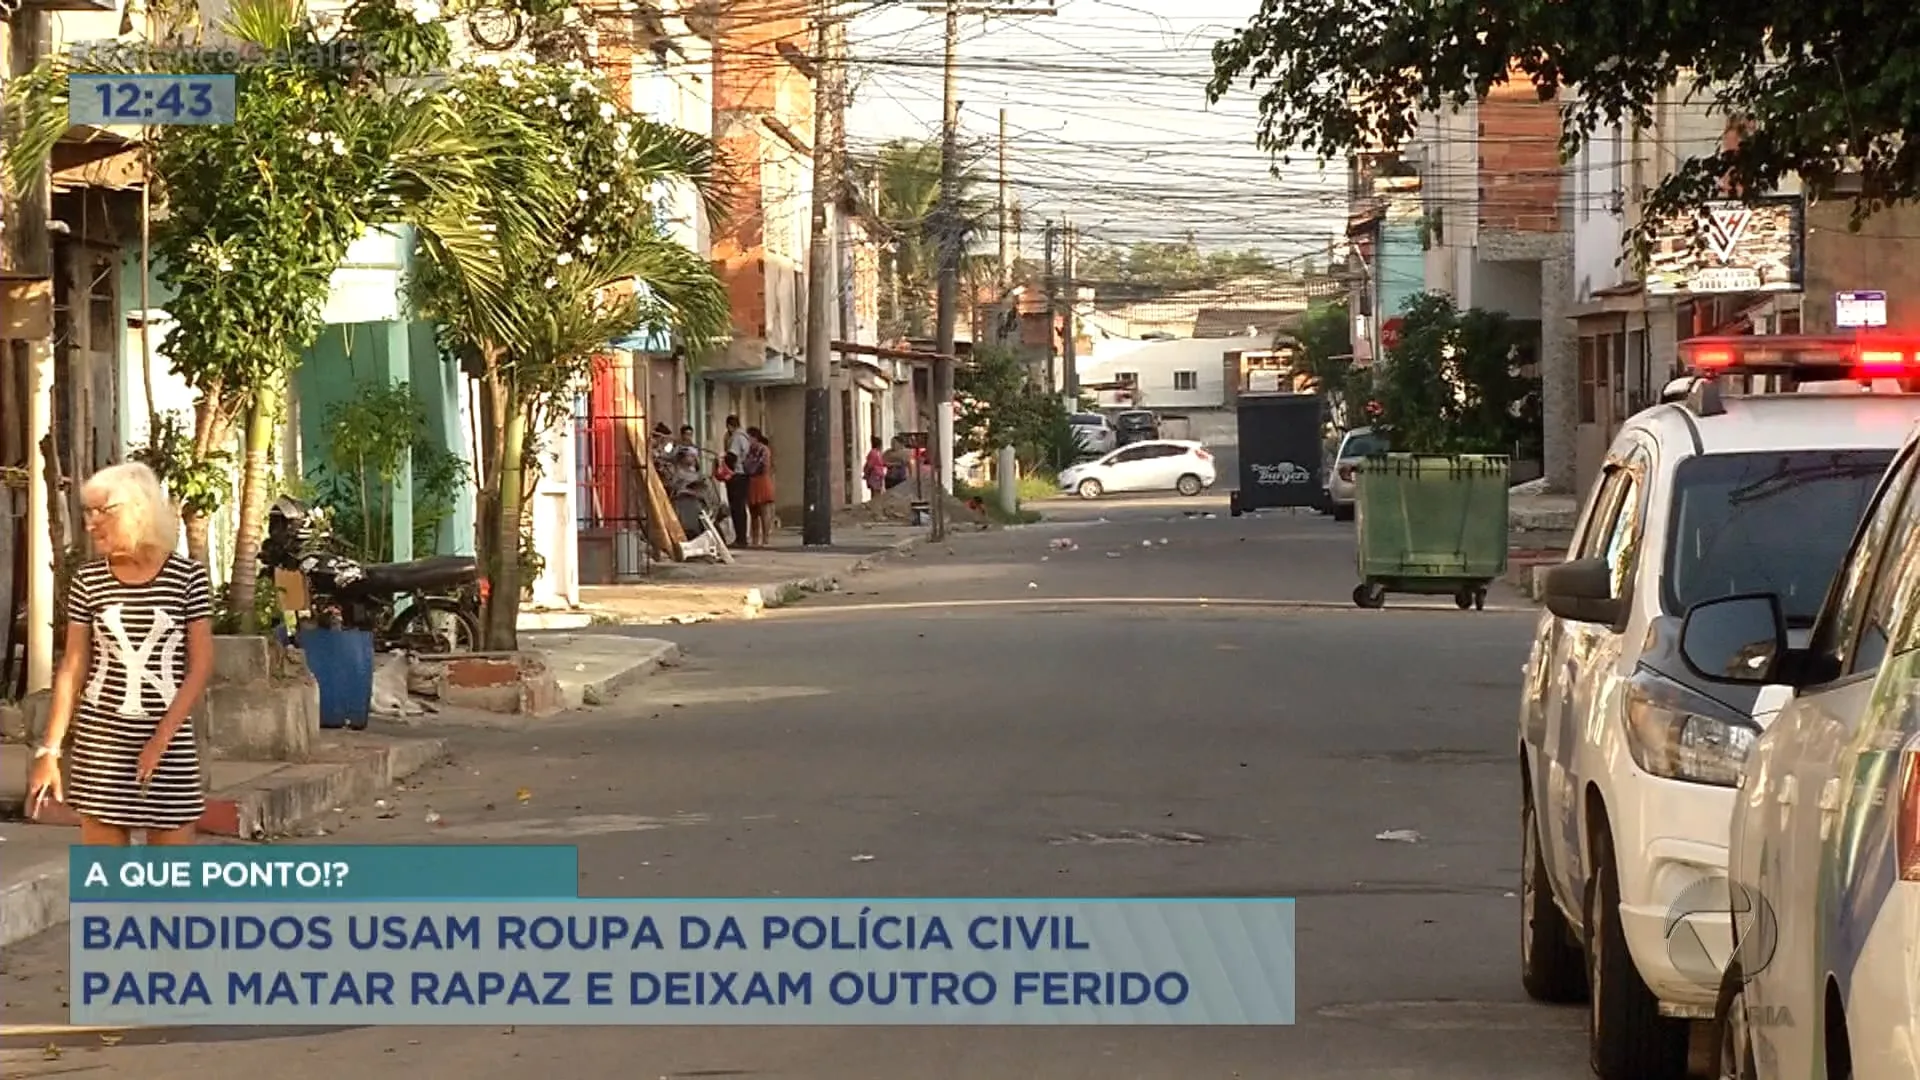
[1643,196,1805,296]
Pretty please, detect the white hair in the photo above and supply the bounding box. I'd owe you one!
[82,462,179,556]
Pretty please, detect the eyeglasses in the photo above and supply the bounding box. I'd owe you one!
[83,503,123,520]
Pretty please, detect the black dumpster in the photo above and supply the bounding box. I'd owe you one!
[1230,392,1327,516]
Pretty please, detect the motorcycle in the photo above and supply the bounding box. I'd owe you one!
[263,497,482,655]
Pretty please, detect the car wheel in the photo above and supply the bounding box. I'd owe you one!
[1521,790,1587,1003]
[1713,966,1758,1080]
[1176,474,1203,497]
[1077,479,1103,499]
[1586,830,1691,1080]
[1332,504,1355,522]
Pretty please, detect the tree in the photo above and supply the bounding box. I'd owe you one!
[411,58,729,650]
[1293,301,1370,430]
[1371,292,1540,456]
[858,138,993,340]
[1205,0,1920,248]
[5,0,544,628]
[1075,237,1283,292]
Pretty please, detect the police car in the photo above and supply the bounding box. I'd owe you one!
[1672,375,1920,1080]
[1518,335,1920,1080]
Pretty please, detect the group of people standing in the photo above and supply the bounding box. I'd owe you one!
[717,416,776,548]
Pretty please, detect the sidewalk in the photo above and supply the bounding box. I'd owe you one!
[1506,491,1579,601]
[529,522,928,626]
[0,729,448,947]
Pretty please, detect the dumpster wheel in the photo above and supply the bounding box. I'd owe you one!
[1352,583,1386,609]
[1454,585,1488,611]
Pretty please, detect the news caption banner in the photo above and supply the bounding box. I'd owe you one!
[71,847,1296,1025]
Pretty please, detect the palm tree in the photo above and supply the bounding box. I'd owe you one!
[859,138,995,341]
[411,60,730,650]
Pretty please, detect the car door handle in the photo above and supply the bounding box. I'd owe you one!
[1778,776,1797,805]
[1818,778,1842,813]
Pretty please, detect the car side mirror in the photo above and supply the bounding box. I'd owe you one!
[1677,593,1788,685]
[1542,556,1621,625]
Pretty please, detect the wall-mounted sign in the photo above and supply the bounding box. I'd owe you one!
[1835,290,1888,329]
[1643,196,1805,296]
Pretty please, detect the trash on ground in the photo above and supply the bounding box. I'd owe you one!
[423,808,442,825]
[850,854,877,863]
[1027,581,1039,589]
[1048,537,1078,550]
[1375,828,1424,843]
[1106,551,1123,558]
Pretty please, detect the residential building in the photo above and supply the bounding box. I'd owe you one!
[1403,72,1573,488]
[1561,83,1920,491]
[701,0,811,509]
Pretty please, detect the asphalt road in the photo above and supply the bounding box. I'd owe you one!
[0,497,1583,1079]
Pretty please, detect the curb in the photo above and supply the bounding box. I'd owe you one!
[748,534,927,614]
[752,534,925,611]
[0,736,448,948]
[567,639,682,708]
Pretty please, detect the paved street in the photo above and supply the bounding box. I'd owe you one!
[0,497,1583,1078]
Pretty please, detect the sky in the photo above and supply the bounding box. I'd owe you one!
[839,0,1347,269]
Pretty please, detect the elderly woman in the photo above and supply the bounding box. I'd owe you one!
[27,462,215,846]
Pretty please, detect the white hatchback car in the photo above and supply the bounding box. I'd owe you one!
[1058,439,1215,499]
[1676,413,1920,1080]
[1520,345,1920,1080]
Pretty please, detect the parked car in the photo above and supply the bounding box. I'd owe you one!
[1058,439,1215,499]
[1068,412,1116,457]
[1520,353,1920,1080]
[1113,409,1160,445]
[1323,426,1388,521]
[1680,412,1920,1080]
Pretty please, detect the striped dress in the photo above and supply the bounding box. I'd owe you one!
[64,554,213,830]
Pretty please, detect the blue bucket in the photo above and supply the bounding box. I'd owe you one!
[300,627,374,730]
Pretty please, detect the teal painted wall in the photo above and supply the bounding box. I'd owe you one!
[1379,222,1428,323]
[407,323,475,556]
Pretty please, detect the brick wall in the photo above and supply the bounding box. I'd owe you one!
[1802,199,1920,334]
[712,0,811,349]
[1478,72,1562,233]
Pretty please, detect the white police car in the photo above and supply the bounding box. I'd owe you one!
[1674,396,1920,1080]
[1518,336,1920,1079]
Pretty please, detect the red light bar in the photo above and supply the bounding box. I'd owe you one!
[1677,334,1920,379]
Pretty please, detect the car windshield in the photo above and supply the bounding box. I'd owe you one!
[1340,430,1388,458]
[1070,414,1103,426]
[1117,413,1153,428]
[1664,449,1896,625]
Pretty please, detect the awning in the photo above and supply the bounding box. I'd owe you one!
[51,126,146,192]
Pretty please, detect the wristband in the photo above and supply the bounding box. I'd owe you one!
[33,745,60,759]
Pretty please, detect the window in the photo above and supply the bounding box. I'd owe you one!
[1110,445,1156,464]
[1173,370,1198,391]
[1811,450,1917,669]
[1576,464,1633,561]
[1113,371,1137,388]
[1665,450,1899,630]
[1600,467,1644,597]
[1578,338,1598,424]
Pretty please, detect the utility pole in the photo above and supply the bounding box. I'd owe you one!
[997,107,1010,288]
[1062,219,1078,404]
[802,0,845,546]
[921,0,1054,541]
[1042,219,1057,390]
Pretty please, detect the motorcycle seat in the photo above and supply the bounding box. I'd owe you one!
[355,554,479,594]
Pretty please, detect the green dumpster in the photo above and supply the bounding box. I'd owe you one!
[1351,453,1510,610]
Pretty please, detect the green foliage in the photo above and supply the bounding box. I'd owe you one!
[1075,236,1282,292]
[1293,301,1372,430]
[308,380,468,562]
[412,58,729,430]
[954,346,1081,474]
[1369,292,1541,456]
[858,138,993,340]
[128,412,232,521]
[1205,0,1918,251]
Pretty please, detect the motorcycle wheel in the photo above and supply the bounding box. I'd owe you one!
[391,597,480,655]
